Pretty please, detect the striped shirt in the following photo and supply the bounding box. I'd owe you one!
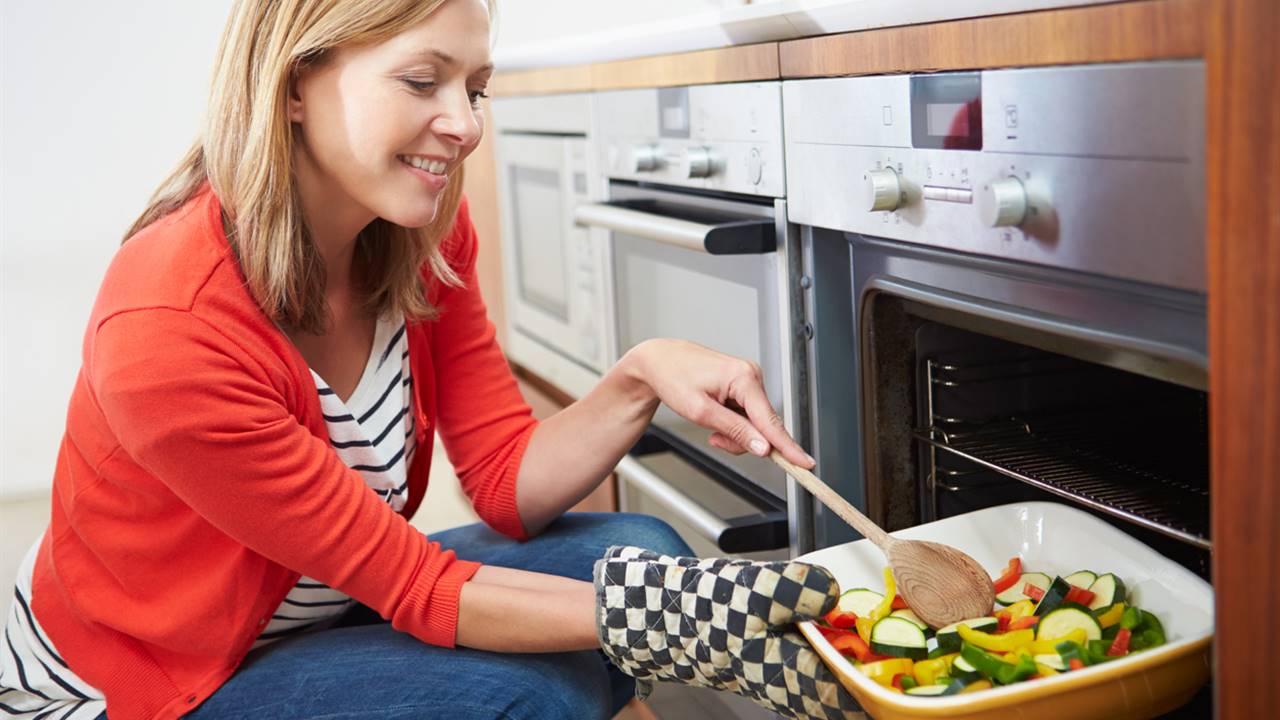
[1,316,414,718]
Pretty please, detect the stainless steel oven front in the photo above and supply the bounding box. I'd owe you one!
[787,61,1211,714]
[577,82,811,559]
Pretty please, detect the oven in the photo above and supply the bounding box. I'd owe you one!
[576,82,813,561]
[492,93,610,399]
[785,61,1210,714]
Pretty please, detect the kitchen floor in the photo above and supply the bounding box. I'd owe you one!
[0,436,766,720]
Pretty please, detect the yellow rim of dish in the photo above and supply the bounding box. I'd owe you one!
[799,621,1212,716]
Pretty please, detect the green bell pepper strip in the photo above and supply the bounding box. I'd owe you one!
[1055,640,1090,668]
[960,643,1038,685]
[1120,606,1143,631]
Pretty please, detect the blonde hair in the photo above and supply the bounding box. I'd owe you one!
[125,0,486,333]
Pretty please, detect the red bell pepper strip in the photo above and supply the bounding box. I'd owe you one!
[1064,586,1097,607]
[1068,658,1086,671]
[824,609,858,629]
[992,557,1023,594]
[817,625,857,641]
[1009,616,1039,631]
[891,673,907,691]
[1023,582,1046,601]
[830,632,887,664]
[997,613,1011,633]
[890,595,910,610]
[1107,628,1132,657]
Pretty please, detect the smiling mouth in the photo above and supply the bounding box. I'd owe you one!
[398,155,449,175]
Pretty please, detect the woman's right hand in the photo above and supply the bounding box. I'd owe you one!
[593,546,865,720]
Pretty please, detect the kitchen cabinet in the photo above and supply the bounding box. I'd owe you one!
[477,0,1280,715]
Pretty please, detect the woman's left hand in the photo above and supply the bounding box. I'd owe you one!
[627,338,814,469]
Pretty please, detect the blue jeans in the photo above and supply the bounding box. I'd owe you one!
[165,513,691,720]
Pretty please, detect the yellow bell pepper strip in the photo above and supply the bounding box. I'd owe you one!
[1035,662,1060,677]
[957,624,1035,653]
[911,654,957,686]
[860,657,915,686]
[869,567,897,622]
[1028,628,1088,654]
[1095,602,1126,629]
[1004,599,1036,622]
[856,616,876,645]
[960,680,993,694]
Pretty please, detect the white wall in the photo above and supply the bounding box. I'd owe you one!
[1,1,234,498]
[492,0,748,52]
[0,1,744,500]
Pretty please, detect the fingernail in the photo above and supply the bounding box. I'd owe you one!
[805,452,816,465]
[750,439,768,456]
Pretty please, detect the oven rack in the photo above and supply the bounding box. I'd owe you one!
[913,417,1210,549]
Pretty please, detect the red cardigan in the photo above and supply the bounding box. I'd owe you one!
[30,186,537,720]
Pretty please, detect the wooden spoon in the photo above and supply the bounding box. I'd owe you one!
[771,450,995,629]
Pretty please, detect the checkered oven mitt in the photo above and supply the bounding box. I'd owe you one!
[593,546,864,720]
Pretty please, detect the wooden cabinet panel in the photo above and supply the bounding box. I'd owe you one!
[464,98,507,347]
[779,0,1204,78]
[1206,0,1280,717]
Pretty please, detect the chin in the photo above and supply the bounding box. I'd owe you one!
[383,197,442,229]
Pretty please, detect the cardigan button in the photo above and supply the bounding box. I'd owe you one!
[186,694,198,704]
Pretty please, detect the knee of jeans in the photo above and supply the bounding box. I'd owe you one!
[610,513,693,558]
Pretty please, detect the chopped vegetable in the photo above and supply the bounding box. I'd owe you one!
[992,557,1023,594]
[1085,573,1127,610]
[912,654,956,686]
[869,568,897,622]
[1107,628,1132,657]
[1094,602,1126,629]
[935,617,998,652]
[822,562,1168,698]
[957,624,1034,653]
[860,657,914,686]
[870,616,929,660]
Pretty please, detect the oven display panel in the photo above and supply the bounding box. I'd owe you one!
[910,72,982,151]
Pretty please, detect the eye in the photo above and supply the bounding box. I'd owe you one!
[402,78,436,93]
[469,90,490,106]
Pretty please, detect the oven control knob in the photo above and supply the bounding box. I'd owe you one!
[631,145,663,173]
[864,168,904,212]
[683,146,715,179]
[979,176,1029,227]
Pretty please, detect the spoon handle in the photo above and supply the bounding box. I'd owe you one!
[770,450,892,550]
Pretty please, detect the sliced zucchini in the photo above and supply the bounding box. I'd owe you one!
[1033,576,1074,616]
[1085,573,1127,610]
[837,588,885,618]
[995,572,1051,605]
[1063,570,1098,589]
[935,617,998,653]
[869,616,928,660]
[1033,653,1068,671]
[950,656,982,683]
[905,684,950,697]
[1037,607,1103,643]
[890,608,932,636]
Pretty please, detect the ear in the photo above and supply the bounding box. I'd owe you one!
[287,67,305,123]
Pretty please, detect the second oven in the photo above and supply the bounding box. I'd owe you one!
[577,82,810,559]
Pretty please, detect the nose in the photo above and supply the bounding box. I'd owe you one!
[430,83,482,150]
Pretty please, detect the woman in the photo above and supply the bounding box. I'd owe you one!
[1,1,859,718]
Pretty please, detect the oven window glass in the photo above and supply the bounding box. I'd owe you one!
[613,232,787,498]
[509,165,568,320]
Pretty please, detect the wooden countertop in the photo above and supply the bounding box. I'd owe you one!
[491,0,1204,96]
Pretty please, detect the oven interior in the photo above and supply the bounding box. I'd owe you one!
[863,294,1211,581]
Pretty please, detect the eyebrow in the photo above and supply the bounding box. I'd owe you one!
[412,48,493,74]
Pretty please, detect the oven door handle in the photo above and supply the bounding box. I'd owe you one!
[615,455,788,553]
[573,201,776,255]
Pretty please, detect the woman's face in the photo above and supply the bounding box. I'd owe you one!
[289,0,492,230]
